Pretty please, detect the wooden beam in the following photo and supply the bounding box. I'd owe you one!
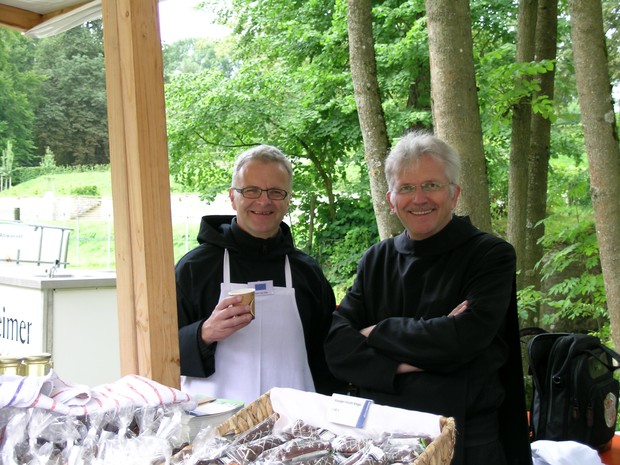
[101,0,180,388]
[40,2,94,21]
[0,1,92,32]
[0,3,41,31]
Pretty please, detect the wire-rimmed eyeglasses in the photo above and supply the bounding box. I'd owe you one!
[395,182,454,195]
[232,187,289,200]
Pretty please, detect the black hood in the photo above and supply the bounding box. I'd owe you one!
[196,215,296,259]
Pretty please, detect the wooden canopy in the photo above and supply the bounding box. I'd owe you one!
[0,0,180,388]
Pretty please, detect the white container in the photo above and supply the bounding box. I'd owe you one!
[0,266,120,386]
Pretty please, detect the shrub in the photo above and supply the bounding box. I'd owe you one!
[71,185,100,196]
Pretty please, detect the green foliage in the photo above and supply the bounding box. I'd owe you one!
[546,156,591,210]
[7,164,110,189]
[477,44,556,128]
[603,0,620,84]
[40,146,57,173]
[311,193,379,300]
[0,28,41,167]
[44,218,201,270]
[1,140,15,176]
[0,166,191,198]
[164,3,361,210]
[33,21,109,166]
[70,185,99,197]
[163,37,235,83]
[518,213,607,334]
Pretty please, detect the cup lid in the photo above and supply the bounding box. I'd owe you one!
[228,287,255,295]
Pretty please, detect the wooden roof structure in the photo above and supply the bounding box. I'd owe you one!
[0,0,181,388]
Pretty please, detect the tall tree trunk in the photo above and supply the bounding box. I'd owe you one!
[569,0,620,349]
[524,0,558,326]
[425,0,492,232]
[347,0,403,239]
[508,0,538,291]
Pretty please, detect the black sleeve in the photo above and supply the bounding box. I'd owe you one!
[175,248,223,377]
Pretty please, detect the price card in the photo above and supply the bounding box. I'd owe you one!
[326,393,373,428]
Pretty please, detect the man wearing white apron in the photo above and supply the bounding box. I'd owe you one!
[176,145,344,405]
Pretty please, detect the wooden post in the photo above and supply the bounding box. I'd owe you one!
[100,0,180,388]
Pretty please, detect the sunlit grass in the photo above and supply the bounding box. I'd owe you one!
[42,218,201,269]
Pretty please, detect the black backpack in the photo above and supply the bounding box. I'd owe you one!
[526,330,620,451]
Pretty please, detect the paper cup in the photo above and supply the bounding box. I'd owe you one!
[228,288,255,318]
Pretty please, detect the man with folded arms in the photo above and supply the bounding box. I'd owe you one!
[325,131,532,465]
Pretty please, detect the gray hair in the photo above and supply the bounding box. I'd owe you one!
[232,145,293,187]
[384,130,461,192]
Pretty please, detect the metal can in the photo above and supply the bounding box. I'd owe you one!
[0,356,24,376]
[23,353,53,377]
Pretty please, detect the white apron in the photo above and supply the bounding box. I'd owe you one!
[181,249,315,405]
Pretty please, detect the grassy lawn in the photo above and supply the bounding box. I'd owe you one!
[0,171,190,198]
[1,170,203,269]
[55,219,201,269]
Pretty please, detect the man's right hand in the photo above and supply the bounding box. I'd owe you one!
[448,300,468,317]
[200,295,253,344]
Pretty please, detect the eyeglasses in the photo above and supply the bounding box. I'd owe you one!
[395,182,453,195]
[232,187,289,200]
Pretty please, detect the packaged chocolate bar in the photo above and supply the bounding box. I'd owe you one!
[259,437,332,463]
[281,420,336,441]
[339,445,386,465]
[230,413,280,445]
[330,436,370,457]
[225,434,288,464]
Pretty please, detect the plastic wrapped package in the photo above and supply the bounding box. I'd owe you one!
[0,404,191,465]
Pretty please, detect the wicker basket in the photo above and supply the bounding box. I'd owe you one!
[216,391,456,465]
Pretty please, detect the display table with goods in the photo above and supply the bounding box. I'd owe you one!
[181,388,455,465]
[0,373,455,465]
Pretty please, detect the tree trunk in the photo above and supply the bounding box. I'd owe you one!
[569,0,620,349]
[524,0,558,326]
[508,0,538,291]
[425,0,492,232]
[347,0,403,239]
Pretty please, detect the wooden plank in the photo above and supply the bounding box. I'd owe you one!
[0,3,41,31]
[0,1,92,32]
[101,0,180,388]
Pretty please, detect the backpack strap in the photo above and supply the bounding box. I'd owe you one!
[551,334,620,377]
[583,344,620,372]
[520,326,548,338]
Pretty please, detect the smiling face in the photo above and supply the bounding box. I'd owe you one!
[386,154,461,241]
[229,159,291,239]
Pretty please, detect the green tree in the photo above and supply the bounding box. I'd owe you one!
[166,0,362,254]
[33,21,109,166]
[347,0,403,240]
[162,37,234,83]
[168,0,442,251]
[163,0,617,328]
[602,0,620,84]
[40,146,57,173]
[569,0,620,350]
[1,139,14,190]
[0,28,41,167]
